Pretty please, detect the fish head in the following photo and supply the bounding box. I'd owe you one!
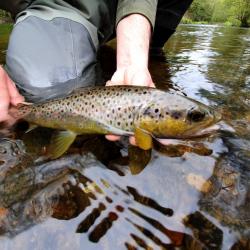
[137,94,221,139]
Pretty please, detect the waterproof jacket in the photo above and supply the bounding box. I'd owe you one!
[0,0,158,28]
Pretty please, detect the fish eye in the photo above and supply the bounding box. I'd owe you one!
[187,110,206,122]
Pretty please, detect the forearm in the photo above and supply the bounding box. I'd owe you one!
[116,14,151,70]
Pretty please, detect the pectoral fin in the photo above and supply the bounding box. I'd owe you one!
[49,130,77,159]
[134,127,152,150]
[25,124,38,133]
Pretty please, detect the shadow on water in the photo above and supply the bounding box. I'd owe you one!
[0,24,249,250]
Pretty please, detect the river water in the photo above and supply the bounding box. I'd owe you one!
[0,24,249,250]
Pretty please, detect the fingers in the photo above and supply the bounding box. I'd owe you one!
[105,80,113,86]
[130,71,153,87]
[108,68,154,87]
[156,139,172,145]
[7,78,24,106]
[106,134,137,147]
[0,66,24,122]
[0,67,10,122]
[105,134,121,141]
[129,136,137,146]
[149,81,156,88]
[107,69,125,86]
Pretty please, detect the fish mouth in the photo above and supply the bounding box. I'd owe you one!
[193,124,221,137]
[190,121,235,138]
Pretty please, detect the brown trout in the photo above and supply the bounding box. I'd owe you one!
[11,86,221,159]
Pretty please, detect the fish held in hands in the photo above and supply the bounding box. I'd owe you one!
[10,86,221,159]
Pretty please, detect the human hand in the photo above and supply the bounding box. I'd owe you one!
[105,14,154,146]
[106,66,155,145]
[0,66,24,123]
[106,66,155,87]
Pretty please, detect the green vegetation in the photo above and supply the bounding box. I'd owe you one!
[182,0,250,27]
[0,10,12,23]
[0,23,12,64]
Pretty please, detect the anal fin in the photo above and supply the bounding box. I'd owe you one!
[49,130,77,159]
[134,127,152,150]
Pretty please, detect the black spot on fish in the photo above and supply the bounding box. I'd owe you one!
[155,108,159,113]
[172,111,182,120]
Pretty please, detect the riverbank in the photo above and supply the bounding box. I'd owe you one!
[181,17,249,28]
[0,16,12,24]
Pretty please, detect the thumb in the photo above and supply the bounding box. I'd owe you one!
[110,69,125,85]
[0,70,11,122]
[7,78,24,106]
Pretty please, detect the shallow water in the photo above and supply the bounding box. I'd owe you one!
[0,24,249,250]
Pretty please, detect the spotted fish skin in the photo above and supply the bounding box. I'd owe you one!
[13,86,164,134]
[12,86,220,158]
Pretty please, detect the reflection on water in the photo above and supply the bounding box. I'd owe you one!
[0,24,250,250]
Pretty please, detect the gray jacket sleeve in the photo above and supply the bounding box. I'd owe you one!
[116,0,158,28]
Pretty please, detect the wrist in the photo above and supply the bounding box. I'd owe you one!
[116,14,151,69]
